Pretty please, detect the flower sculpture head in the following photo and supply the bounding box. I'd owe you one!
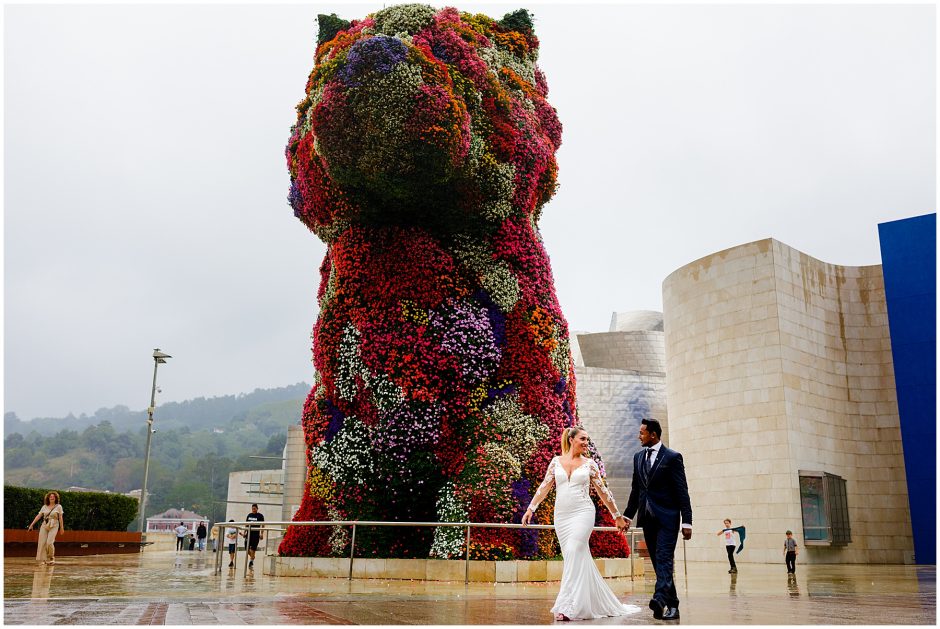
[287,4,561,239]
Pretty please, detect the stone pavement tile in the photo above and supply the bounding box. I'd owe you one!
[3,593,936,625]
[3,553,936,625]
[270,600,357,625]
[208,602,248,625]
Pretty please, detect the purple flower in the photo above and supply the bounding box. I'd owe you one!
[288,180,304,219]
[373,402,443,472]
[474,290,507,348]
[324,400,345,442]
[428,299,500,385]
[511,479,538,557]
[340,36,408,86]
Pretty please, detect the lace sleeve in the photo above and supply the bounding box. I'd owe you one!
[589,459,621,518]
[526,457,557,513]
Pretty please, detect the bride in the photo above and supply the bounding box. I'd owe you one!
[522,425,641,621]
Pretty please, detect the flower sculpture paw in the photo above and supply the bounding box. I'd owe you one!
[279,4,628,561]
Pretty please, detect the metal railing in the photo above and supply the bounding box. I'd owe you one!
[212,520,643,583]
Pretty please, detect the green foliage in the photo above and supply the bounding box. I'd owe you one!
[5,384,309,528]
[499,9,534,35]
[4,485,138,531]
[317,13,350,47]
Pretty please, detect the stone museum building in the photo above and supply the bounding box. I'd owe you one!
[662,214,934,565]
[234,215,933,567]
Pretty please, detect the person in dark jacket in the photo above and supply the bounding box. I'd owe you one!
[624,418,693,622]
[196,522,208,552]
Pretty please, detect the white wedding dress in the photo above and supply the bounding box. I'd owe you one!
[528,455,642,620]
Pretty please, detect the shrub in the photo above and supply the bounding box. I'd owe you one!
[4,485,139,531]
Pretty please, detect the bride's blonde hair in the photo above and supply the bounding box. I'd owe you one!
[560,426,585,455]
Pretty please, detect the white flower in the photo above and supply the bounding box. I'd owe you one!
[327,505,348,555]
[371,4,436,36]
[429,482,469,559]
[485,394,549,464]
[335,324,365,401]
[449,236,520,312]
[310,415,374,486]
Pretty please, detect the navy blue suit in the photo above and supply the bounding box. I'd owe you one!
[625,444,692,609]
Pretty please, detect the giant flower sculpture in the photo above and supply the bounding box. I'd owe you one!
[280,4,629,561]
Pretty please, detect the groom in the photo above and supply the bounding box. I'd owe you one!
[624,418,692,621]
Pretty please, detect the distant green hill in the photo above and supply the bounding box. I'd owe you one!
[4,382,311,437]
[3,383,313,526]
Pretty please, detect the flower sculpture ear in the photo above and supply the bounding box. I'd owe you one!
[317,13,350,47]
[498,9,535,34]
[279,4,630,563]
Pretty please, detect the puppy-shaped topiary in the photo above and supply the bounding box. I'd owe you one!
[279,4,628,561]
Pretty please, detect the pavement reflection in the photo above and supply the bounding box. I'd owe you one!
[3,550,936,625]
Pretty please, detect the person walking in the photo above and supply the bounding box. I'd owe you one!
[209,523,220,552]
[174,522,187,552]
[27,491,64,565]
[717,518,745,573]
[522,426,640,621]
[718,519,737,573]
[624,418,693,621]
[196,521,207,552]
[243,504,265,569]
[225,520,238,568]
[784,530,799,573]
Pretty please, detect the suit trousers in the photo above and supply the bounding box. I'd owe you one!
[643,518,680,609]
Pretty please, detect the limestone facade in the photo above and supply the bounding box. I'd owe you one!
[663,238,913,564]
[575,312,668,500]
[575,366,667,500]
[225,469,284,524]
[282,424,306,523]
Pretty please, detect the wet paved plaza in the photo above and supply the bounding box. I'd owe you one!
[3,550,935,624]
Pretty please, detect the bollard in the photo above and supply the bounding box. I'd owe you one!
[348,524,357,580]
[464,526,471,584]
[630,530,636,579]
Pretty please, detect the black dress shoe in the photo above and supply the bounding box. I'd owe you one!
[649,599,664,620]
[662,607,680,621]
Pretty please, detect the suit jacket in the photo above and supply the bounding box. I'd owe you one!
[625,444,693,530]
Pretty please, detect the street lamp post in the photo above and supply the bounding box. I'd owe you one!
[138,348,171,534]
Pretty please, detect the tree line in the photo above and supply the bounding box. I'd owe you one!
[4,385,309,528]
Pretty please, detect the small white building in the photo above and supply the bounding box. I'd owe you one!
[146,508,208,534]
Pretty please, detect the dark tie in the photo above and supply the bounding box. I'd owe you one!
[644,447,654,474]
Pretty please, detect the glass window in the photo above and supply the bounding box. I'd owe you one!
[798,471,851,546]
[799,474,829,541]
[826,474,852,545]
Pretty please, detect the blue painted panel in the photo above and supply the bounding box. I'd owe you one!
[878,213,936,565]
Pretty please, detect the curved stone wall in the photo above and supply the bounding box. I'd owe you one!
[610,310,664,332]
[577,331,666,374]
[663,238,913,564]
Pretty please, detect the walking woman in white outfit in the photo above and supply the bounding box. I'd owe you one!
[27,491,64,565]
[522,426,641,621]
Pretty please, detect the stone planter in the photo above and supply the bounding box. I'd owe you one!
[4,529,143,557]
[264,556,642,581]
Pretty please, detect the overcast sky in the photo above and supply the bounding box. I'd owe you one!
[4,2,935,421]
